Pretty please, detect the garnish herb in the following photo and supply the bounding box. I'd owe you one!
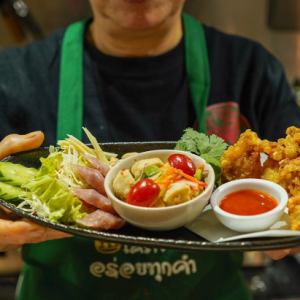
[175,128,228,185]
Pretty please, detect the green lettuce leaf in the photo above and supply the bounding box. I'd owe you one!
[38,152,63,177]
[25,175,86,224]
[22,152,86,224]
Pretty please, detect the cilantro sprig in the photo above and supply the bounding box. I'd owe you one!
[175,128,228,185]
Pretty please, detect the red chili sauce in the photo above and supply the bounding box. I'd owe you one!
[220,189,278,216]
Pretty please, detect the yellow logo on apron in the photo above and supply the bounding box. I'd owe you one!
[94,240,122,254]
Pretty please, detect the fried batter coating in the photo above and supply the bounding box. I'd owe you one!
[261,126,300,161]
[221,130,263,181]
[288,195,300,230]
[261,163,281,184]
[278,157,300,196]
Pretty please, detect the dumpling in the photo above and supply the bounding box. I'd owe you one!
[112,169,135,200]
[131,158,163,179]
[163,181,192,206]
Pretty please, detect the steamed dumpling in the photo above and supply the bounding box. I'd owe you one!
[163,181,192,206]
[131,158,163,179]
[112,169,135,200]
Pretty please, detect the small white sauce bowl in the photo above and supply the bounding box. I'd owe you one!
[210,178,288,233]
[104,150,215,231]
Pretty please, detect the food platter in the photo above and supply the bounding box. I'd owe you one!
[1,142,300,252]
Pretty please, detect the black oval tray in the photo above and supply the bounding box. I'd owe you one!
[1,142,300,252]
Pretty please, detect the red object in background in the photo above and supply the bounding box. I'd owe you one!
[127,178,160,207]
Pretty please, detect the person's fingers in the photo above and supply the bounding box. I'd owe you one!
[0,206,20,221]
[0,206,11,214]
[0,206,11,219]
[24,221,71,243]
[0,131,44,159]
[0,218,71,246]
[0,210,12,221]
[265,249,291,260]
[0,244,20,252]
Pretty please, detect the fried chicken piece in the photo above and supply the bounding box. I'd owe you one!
[277,157,300,197]
[221,130,263,181]
[261,126,300,161]
[262,157,300,196]
[288,195,300,230]
[261,162,281,184]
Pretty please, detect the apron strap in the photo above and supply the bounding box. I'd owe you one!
[57,21,85,140]
[57,15,211,140]
[183,13,211,133]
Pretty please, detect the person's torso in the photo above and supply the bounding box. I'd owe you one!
[17,25,249,298]
[2,18,298,300]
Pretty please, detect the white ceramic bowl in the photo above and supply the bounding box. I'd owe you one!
[210,178,288,233]
[104,149,215,231]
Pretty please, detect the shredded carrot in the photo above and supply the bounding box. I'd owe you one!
[155,165,206,193]
[156,169,179,192]
[169,167,207,188]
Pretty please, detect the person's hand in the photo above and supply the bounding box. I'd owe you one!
[0,206,70,251]
[265,248,300,260]
[0,131,71,251]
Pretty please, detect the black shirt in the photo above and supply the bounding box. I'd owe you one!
[85,38,195,142]
[0,23,299,145]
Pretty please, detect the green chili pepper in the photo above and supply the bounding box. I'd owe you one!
[144,165,160,178]
[194,168,203,180]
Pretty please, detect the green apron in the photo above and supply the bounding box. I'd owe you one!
[17,14,251,300]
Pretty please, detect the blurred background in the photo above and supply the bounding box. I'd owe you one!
[0,0,300,299]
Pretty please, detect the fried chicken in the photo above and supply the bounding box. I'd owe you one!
[261,126,300,162]
[288,195,300,230]
[221,126,300,230]
[221,130,263,181]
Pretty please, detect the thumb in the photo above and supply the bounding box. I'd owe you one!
[0,131,44,159]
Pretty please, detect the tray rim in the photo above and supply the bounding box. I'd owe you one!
[1,142,300,252]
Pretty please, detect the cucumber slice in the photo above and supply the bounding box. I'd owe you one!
[0,162,37,187]
[0,181,26,203]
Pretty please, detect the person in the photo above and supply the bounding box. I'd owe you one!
[0,0,300,299]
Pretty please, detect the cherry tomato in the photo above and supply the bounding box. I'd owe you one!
[127,178,160,207]
[168,153,196,176]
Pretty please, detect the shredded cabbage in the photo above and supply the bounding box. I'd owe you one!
[24,174,86,224]
[1,127,116,224]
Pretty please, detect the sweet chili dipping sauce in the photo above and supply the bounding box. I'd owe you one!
[220,189,278,216]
